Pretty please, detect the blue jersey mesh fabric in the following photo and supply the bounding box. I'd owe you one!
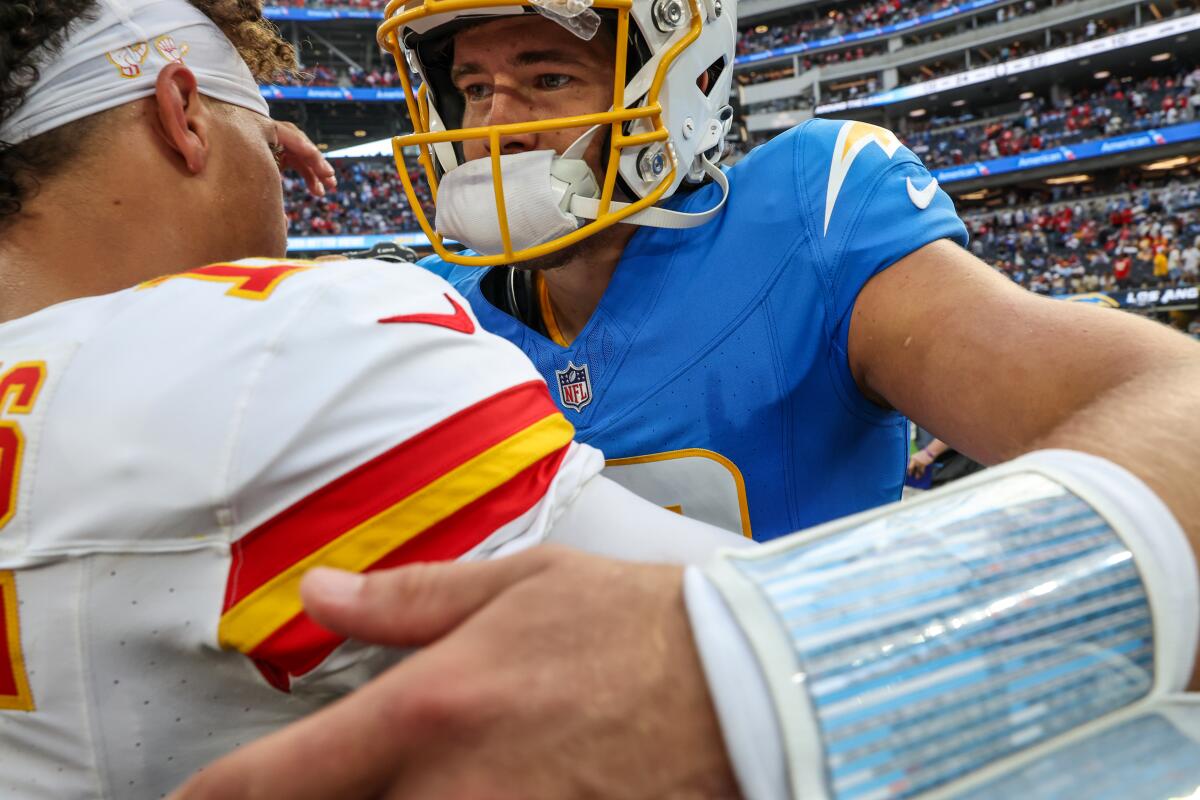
[422,120,969,540]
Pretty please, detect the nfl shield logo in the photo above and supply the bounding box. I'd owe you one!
[555,361,593,412]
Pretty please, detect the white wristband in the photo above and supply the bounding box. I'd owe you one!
[684,567,789,800]
[687,450,1197,800]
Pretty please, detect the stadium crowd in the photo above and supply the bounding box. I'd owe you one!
[275,62,403,88]
[964,181,1200,294]
[734,0,1056,56]
[739,11,1136,93]
[907,67,1200,170]
[284,158,432,236]
[737,66,1200,167]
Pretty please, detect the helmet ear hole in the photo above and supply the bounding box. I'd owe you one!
[410,28,466,132]
[698,55,726,96]
[620,15,653,83]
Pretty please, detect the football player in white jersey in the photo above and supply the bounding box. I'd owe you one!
[0,0,744,796]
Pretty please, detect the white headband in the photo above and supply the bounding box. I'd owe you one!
[0,0,270,146]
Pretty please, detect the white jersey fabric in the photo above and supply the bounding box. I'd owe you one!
[0,257,603,798]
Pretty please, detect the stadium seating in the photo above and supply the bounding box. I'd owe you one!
[733,66,1200,165]
[907,68,1200,171]
[284,159,433,236]
[275,63,404,89]
[734,0,1070,87]
[963,181,1200,294]
[736,0,1048,57]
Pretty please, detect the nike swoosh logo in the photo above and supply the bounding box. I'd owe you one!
[906,176,939,210]
[378,293,475,334]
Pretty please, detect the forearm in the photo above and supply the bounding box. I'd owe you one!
[922,438,949,459]
[1031,360,1200,688]
[852,242,1200,499]
[1031,359,1200,559]
[544,474,753,563]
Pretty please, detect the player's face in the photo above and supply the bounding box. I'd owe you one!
[452,16,616,182]
[209,104,289,258]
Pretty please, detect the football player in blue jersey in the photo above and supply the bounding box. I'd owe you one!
[371,0,1200,542]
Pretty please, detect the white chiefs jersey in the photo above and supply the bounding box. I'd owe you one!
[0,258,602,798]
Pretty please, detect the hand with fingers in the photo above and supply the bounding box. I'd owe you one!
[275,120,337,197]
[907,448,935,478]
[168,547,738,800]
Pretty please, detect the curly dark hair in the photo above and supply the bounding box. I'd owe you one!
[0,0,297,231]
[187,0,297,83]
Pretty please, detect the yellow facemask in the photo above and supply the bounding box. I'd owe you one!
[377,0,733,266]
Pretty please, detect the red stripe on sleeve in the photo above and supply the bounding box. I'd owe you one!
[245,443,571,690]
[224,380,560,612]
[0,596,17,698]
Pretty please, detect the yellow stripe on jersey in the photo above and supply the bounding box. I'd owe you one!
[218,413,574,654]
[0,572,34,712]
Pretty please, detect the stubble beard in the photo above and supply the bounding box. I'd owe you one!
[507,224,623,274]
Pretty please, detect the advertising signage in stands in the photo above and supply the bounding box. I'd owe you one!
[816,13,1200,114]
[1061,286,1200,311]
[259,86,409,103]
[1116,286,1200,311]
[931,121,1200,184]
[287,233,434,252]
[263,6,383,20]
[735,0,1004,64]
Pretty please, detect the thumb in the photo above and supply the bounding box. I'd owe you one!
[300,546,563,646]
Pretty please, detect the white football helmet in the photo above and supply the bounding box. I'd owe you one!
[377,0,737,265]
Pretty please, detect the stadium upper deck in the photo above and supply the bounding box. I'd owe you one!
[736,1,1197,117]
[737,0,1055,65]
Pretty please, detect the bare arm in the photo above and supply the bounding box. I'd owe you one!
[850,238,1200,681]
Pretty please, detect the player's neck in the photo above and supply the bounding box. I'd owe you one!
[539,225,635,344]
[0,172,215,323]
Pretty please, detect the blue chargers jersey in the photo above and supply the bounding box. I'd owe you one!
[421,119,968,541]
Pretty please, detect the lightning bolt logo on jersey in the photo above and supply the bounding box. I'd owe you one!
[424,119,968,541]
[823,121,902,235]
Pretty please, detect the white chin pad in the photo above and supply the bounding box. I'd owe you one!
[434,150,580,256]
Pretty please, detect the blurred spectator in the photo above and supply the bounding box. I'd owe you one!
[738,0,915,56]
[906,431,983,490]
[284,158,434,237]
[735,0,1059,57]
[739,65,1196,163]
[738,12,1139,90]
[1183,240,1200,281]
[275,62,402,89]
[963,181,1200,294]
[900,67,1197,170]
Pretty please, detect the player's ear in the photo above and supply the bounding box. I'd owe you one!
[152,62,210,175]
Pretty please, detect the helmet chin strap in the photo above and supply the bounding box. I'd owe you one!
[568,158,729,229]
[553,124,730,231]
